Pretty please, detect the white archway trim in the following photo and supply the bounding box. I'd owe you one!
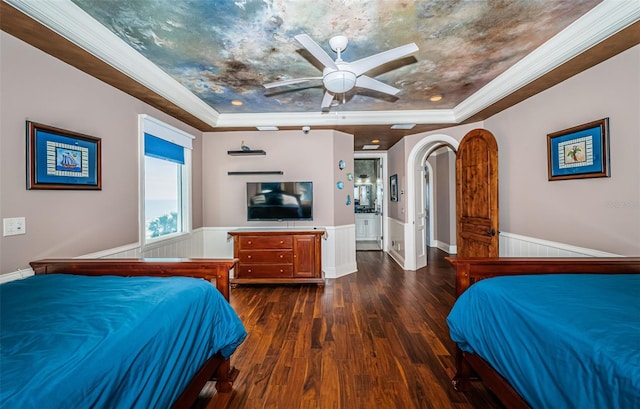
[405,134,460,270]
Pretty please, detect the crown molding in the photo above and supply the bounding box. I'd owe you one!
[4,0,220,126]
[453,0,640,122]
[215,109,456,127]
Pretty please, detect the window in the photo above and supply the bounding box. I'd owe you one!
[140,115,193,243]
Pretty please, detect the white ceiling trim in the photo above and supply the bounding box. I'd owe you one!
[453,0,640,122]
[215,109,457,127]
[4,0,220,126]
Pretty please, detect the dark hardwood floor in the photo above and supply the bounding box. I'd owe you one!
[200,248,503,409]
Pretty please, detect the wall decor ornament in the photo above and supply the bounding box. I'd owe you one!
[390,174,398,202]
[338,159,345,170]
[26,121,101,190]
[346,194,351,205]
[547,118,610,181]
[336,181,344,190]
[347,172,353,181]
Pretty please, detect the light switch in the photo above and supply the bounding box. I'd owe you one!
[3,217,26,236]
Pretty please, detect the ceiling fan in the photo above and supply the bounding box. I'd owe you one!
[264,34,419,109]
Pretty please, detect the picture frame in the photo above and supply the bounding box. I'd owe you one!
[27,121,102,190]
[390,174,398,202]
[547,118,609,181]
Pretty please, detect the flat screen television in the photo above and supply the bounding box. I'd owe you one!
[246,182,313,221]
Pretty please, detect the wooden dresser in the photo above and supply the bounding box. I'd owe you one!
[228,230,324,286]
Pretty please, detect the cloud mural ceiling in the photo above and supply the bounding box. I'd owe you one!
[71,0,600,114]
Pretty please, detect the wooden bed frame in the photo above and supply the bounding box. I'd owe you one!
[445,256,640,409]
[29,257,241,409]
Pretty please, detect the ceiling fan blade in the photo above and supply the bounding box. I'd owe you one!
[295,34,338,70]
[264,77,322,89]
[321,91,335,109]
[355,75,401,96]
[349,43,419,76]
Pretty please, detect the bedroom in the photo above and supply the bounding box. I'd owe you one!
[1,1,638,275]
[1,1,639,407]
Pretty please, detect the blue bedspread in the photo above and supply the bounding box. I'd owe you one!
[1,274,247,409]
[447,274,640,409]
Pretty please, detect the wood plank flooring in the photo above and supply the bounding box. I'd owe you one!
[198,248,503,409]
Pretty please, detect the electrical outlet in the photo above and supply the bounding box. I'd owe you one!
[3,217,26,236]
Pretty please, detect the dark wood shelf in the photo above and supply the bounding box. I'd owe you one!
[227,171,283,175]
[227,150,266,156]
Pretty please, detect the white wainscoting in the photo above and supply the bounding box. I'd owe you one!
[499,232,620,257]
[4,229,619,283]
[322,225,357,279]
[388,217,406,268]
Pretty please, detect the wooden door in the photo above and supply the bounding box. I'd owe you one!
[293,235,315,277]
[456,129,499,257]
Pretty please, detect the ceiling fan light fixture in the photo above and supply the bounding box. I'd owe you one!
[324,70,357,93]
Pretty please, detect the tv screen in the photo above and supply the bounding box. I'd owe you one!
[247,182,313,221]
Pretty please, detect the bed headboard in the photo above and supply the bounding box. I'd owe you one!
[446,257,640,297]
[29,258,238,301]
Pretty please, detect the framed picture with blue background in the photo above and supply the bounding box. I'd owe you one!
[27,121,101,190]
[547,118,609,181]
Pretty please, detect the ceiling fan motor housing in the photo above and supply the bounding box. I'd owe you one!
[323,65,357,93]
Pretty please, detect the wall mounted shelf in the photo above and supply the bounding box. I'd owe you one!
[227,171,283,175]
[227,150,266,156]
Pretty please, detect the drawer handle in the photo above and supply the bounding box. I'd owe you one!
[248,241,252,245]
[248,269,252,273]
[247,255,252,259]
[279,254,283,258]
[280,269,284,273]
[280,240,284,244]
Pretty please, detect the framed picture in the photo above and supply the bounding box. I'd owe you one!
[390,174,398,202]
[547,118,609,181]
[27,121,102,190]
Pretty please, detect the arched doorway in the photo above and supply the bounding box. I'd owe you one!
[406,135,459,270]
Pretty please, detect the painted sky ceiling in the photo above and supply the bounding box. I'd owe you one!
[71,0,600,114]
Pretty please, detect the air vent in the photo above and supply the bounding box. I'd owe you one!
[391,123,416,130]
[362,144,380,150]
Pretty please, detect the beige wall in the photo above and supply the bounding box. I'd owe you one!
[0,32,203,273]
[387,140,406,221]
[486,45,640,255]
[201,130,354,228]
[434,149,454,246]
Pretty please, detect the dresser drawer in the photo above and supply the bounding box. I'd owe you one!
[237,264,293,278]
[239,250,293,263]
[239,236,292,249]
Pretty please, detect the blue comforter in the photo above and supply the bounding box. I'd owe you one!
[1,274,247,408]
[447,274,640,409]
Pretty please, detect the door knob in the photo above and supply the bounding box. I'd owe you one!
[487,228,496,236]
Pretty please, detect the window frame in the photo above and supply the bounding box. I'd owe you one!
[139,114,193,246]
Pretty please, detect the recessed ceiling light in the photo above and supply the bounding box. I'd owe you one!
[371,139,380,143]
[256,126,279,131]
[231,100,243,106]
[429,95,443,102]
[391,124,416,130]
[362,144,380,150]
